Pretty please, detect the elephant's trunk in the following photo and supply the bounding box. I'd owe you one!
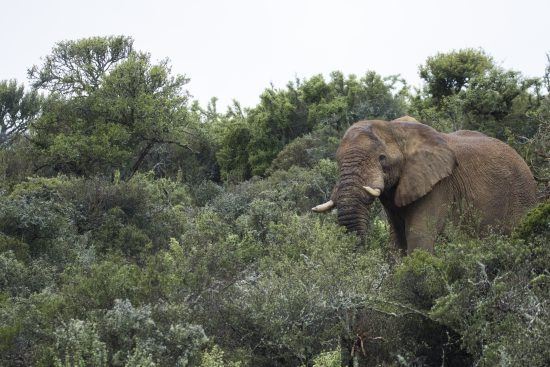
[337,202,370,237]
[335,183,375,237]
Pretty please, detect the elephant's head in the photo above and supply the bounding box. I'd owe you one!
[312,118,457,237]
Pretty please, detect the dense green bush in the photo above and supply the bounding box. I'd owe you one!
[52,319,108,367]
[376,204,550,366]
[268,128,340,173]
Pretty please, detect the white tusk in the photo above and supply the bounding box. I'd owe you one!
[311,200,334,212]
[363,186,381,197]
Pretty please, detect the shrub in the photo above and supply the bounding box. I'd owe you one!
[392,250,447,310]
[200,345,242,367]
[513,200,550,242]
[0,252,56,297]
[96,299,208,366]
[310,350,340,367]
[0,289,65,366]
[0,177,77,259]
[426,206,550,366]
[52,319,108,367]
[268,128,340,173]
[212,214,389,365]
[60,258,142,315]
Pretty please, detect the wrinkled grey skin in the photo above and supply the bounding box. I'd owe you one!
[315,117,537,254]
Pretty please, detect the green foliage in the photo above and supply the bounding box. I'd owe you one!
[0,252,55,297]
[513,200,550,241]
[428,229,550,366]
[211,215,390,366]
[0,79,42,145]
[95,299,208,366]
[216,121,252,182]
[268,128,340,173]
[124,349,157,367]
[412,48,542,140]
[0,138,37,182]
[0,177,78,259]
[393,251,447,310]
[200,345,242,367]
[334,204,550,366]
[28,35,134,95]
[460,68,540,138]
[52,319,108,367]
[247,71,407,176]
[0,289,65,366]
[28,36,195,178]
[309,350,340,367]
[214,71,407,179]
[61,258,142,315]
[515,119,550,194]
[0,233,30,260]
[419,48,493,103]
[45,300,208,367]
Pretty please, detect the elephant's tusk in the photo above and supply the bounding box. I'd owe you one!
[363,186,381,197]
[311,200,335,212]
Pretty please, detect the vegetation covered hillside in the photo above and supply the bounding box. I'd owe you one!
[0,36,548,366]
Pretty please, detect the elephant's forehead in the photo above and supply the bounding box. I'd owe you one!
[338,126,381,159]
[342,122,376,143]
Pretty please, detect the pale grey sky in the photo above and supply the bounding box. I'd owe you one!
[1,0,549,109]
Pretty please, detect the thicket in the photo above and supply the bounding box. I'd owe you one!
[0,37,548,366]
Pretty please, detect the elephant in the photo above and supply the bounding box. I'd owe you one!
[312,117,537,254]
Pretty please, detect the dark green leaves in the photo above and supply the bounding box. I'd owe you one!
[28,39,194,178]
[28,35,134,96]
[0,80,42,145]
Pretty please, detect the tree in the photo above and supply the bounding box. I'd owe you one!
[28,35,133,96]
[412,49,542,136]
[459,68,540,137]
[0,80,41,145]
[216,121,252,182]
[418,48,493,105]
[97,52,194,178]
[28,37,195,178]
[242,72,406,177]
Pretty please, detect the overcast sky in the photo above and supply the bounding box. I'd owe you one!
[1,0,549,109]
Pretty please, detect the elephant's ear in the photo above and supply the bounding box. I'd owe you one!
[394,126,456,207]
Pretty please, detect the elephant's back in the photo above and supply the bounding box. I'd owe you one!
[444,130,537,230]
